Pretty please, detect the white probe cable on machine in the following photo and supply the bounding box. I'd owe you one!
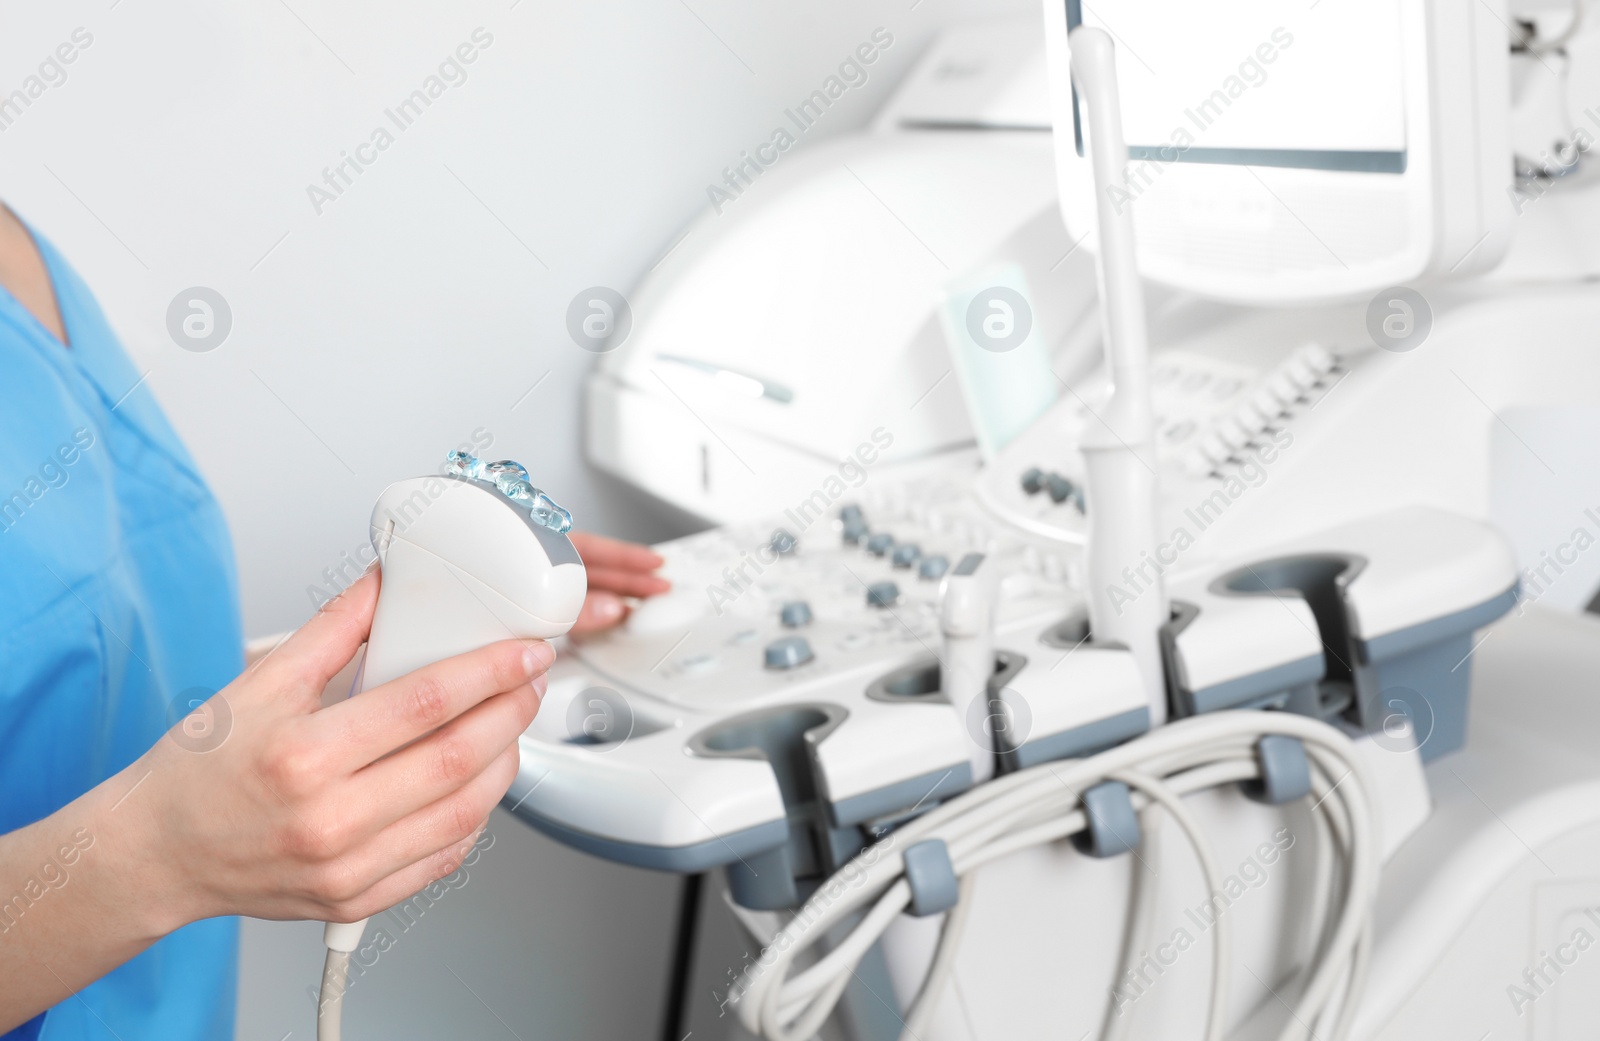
[728,710,1378,1041]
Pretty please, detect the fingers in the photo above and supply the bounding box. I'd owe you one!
[569,531,665,573]
[252,568,382,698]
[331,823,492,924]
[312,639,553,769]
[585,566,671,599]
[570,591,629,636]
[338,677,543,832]
[568,532,670,603]
[323,747,520,921]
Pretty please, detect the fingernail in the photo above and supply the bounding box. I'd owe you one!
[594,595,624,623]
[522,642,553,677]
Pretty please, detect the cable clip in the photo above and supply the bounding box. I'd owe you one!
[1072,779,1142,858]
[903,838,960,917]
[1244,734,1312,805]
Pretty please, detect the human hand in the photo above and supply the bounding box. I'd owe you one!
[108,567,550,929]
[567,531,670,635]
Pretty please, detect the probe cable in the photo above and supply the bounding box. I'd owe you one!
[317,949,351,1041]
[728,710,1377,1041]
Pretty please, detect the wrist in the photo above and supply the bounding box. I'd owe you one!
[79,759,206,940]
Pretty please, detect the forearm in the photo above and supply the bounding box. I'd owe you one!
[0,762,187,1032]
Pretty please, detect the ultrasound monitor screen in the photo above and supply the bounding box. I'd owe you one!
[1066,0,1408,173]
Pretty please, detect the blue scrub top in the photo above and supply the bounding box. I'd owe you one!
[0,229,243,1041]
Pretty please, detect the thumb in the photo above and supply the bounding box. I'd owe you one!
[253,566,382,695]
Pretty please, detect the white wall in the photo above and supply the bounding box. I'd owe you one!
[0,0,1030,1037]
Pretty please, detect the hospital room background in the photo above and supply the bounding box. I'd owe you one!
[6,0,1600,1039]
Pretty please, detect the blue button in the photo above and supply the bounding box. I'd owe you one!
[839,503,864,524]
[764,636,814,670]
[866,581,899,607]
[918,555,950,580]
[891,543,921,569]
[842,519,869,544]
[865,533,895,557]
[770,529,797,555]
[1021,467,1044,495]
[779,601,812,628]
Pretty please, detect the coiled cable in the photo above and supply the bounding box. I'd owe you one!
[728,711,1377,1041]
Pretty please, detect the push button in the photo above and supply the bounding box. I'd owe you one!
[763,636,814,670]
[866,581,900,607]
[779,601,813,628]
[1044,473,1075,504]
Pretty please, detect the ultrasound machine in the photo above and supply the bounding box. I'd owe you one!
[322,2,1600,1038]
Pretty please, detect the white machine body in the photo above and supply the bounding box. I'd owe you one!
[538,6,1600,1041]
[585,19,1105,525]
[547,312,1599,1037]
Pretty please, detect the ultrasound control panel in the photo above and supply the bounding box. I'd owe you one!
[979,341,1345,545]
[564,472,1084,714]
